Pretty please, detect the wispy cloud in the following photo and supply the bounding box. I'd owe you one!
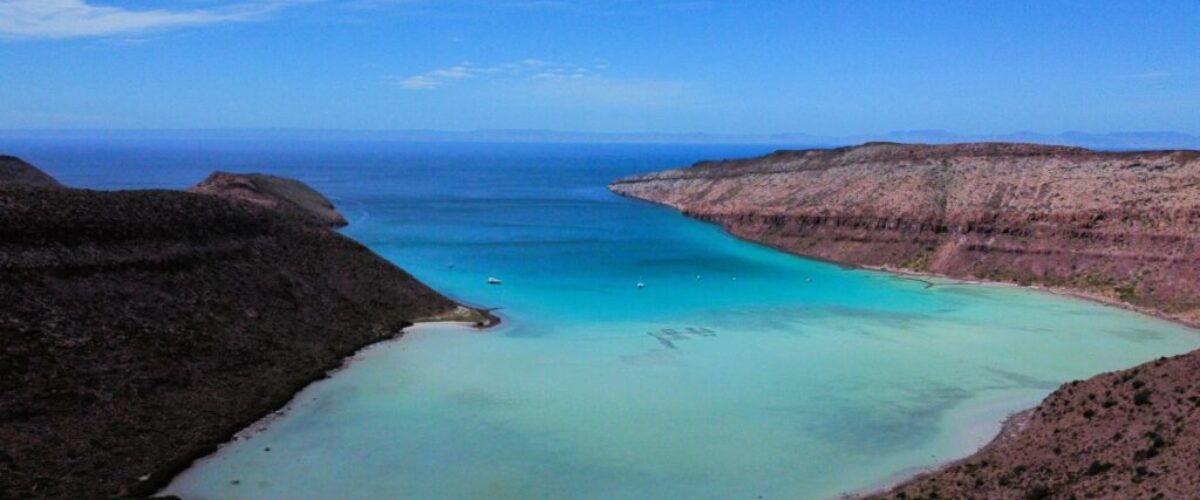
[387,58,696,108]
[0,1,714,40]
[0,0,314,39]
[1121,71,1172,80]
[385,63,484,89]
[385,59,596,90]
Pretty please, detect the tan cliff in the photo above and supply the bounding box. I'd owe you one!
[610,142,1200,326]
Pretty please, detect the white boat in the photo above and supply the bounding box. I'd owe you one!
[487,277,502,285]
[636,282,645,289]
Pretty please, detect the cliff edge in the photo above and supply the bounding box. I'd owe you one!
[0,158,467,499]
[611,142,1200,326]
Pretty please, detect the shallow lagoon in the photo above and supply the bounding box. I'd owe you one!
[11,139,1196,499]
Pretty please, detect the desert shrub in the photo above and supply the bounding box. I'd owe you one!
[1086,461,1113,475]
[1134,390,1152,406]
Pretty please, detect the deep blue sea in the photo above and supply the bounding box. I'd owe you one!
[8,137,1199,499]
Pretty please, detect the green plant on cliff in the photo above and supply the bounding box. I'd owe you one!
[1115,283,1138,303]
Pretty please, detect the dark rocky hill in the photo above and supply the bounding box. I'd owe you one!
[0,155,62,188]
[0,158,465,498]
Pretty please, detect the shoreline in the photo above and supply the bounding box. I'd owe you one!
[609,189,1200,497]
[712,228,1200,497]
[222,321,491,440]
[846,408,1035,499]
[705,219,1200,498]
[863,264,1200,331]
[146,315,497,498]
[609,189,1200,332]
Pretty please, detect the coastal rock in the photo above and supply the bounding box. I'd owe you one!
[610,142,1200,325]
[874,353,1200,498]
[188,171,349,227]
[0,158,466,499]
[0,155,62,188]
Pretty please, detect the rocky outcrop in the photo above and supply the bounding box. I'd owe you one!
[0,155,61,188]
[875,352,1200,499]
[0,159,468,499]
[610,142,1200,326]
[188,171,349,227]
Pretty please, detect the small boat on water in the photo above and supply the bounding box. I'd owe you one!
[487,277,502,285]
[636,282,645,289]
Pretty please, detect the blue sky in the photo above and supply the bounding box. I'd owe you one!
[1,0,1197,135]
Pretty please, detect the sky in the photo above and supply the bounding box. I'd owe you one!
[0,0,1198,135]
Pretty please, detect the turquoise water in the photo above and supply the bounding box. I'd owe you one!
[9,139,1199,499]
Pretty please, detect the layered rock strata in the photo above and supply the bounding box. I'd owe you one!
[610,142,1200,325]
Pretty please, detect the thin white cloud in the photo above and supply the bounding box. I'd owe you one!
[0,0,313,39]
[428,65,477,80]
[393,75,442,89]
[1122,71,1172,80]
[387,57,696,108]
[387,59,595,90]
[386,62,482,89]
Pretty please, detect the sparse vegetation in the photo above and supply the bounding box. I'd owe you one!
[1134,390,1153,406]
[1086,461,1114,475]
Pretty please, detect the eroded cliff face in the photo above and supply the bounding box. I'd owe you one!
[610,142,1200,325]
[0,161,461,499]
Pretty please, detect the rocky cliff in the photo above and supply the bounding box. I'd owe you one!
[610,142,1200,497]
[610,142,1200,325]
[0,159,467,499]
[874,351,1200,498]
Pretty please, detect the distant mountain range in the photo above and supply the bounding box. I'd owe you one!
[2,128,1199,150]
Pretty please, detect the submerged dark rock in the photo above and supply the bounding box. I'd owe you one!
[0,157,464,499]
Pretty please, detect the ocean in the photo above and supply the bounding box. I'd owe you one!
[9,137,1199,499]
